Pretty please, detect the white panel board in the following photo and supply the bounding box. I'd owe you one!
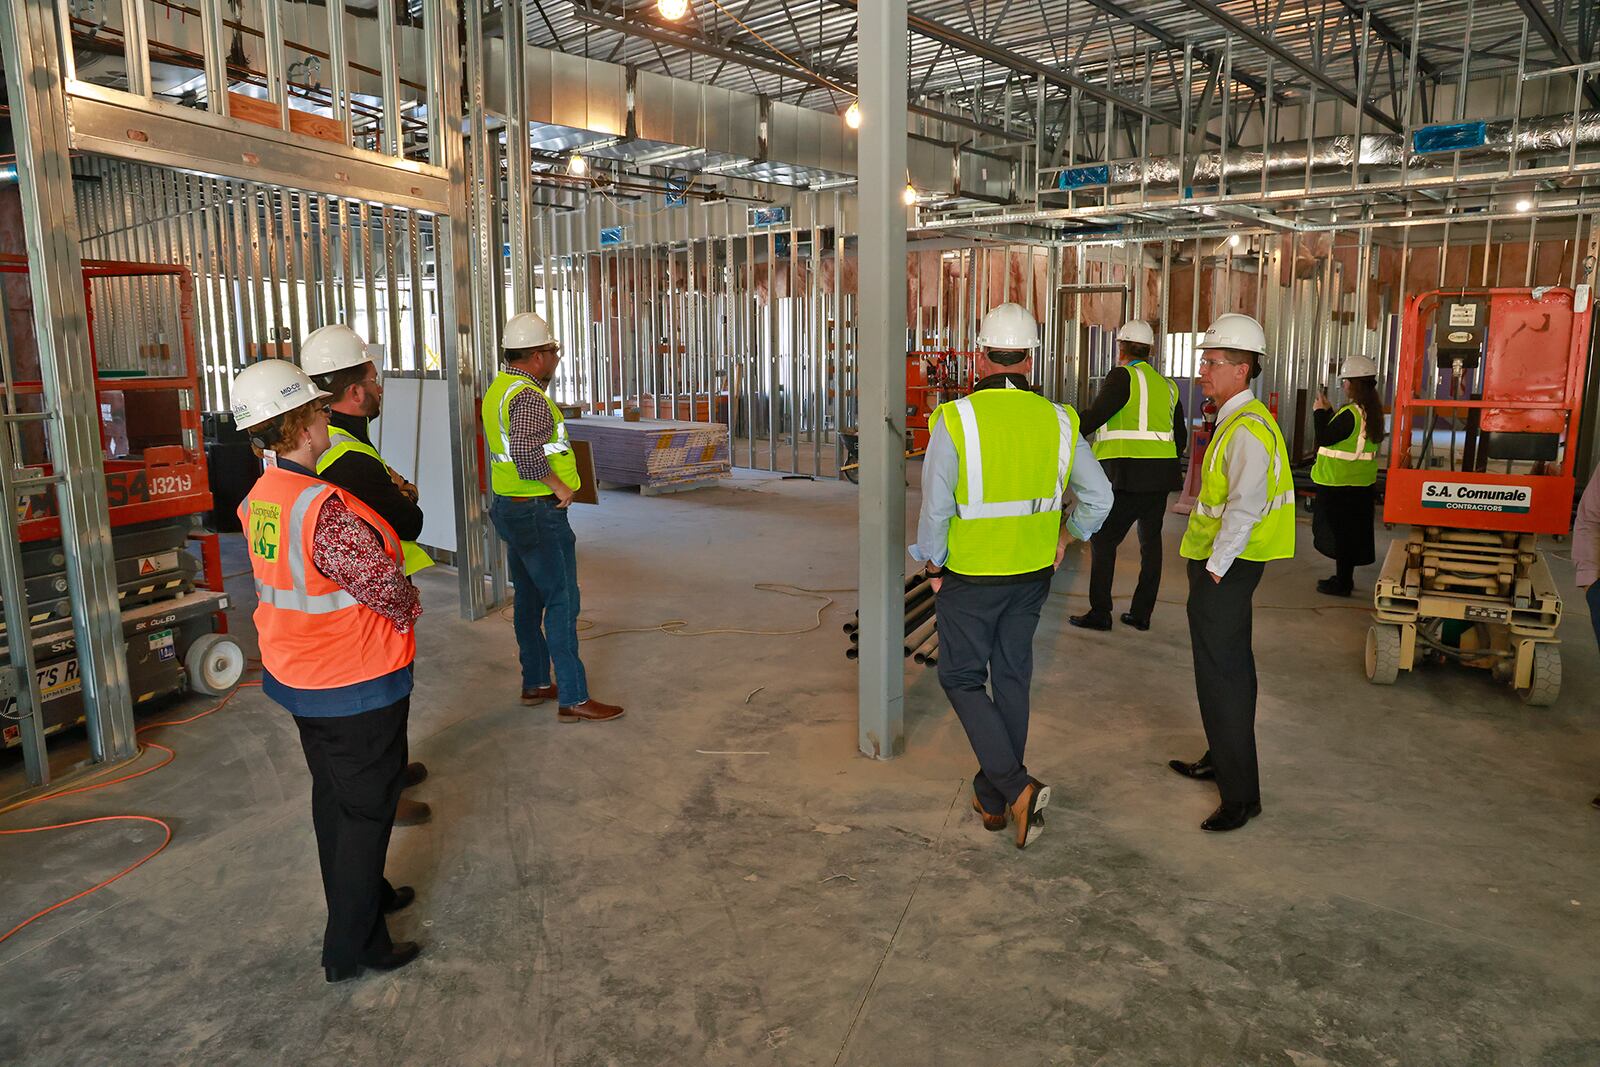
[371,376,459,554]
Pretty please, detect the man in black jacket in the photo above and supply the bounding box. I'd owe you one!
[1070,320,1188,632]
[301,323,433,827]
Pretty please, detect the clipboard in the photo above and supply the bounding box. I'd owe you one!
[572,439,600,505]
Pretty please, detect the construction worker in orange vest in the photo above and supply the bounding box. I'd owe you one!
[233,359,424,984]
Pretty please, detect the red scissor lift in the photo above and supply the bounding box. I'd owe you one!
[1,256,243,751]
[1365,286,1592,705]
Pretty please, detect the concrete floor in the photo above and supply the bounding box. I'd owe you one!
[2,469,1598,1066]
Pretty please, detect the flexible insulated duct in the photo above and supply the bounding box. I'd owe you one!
[1080,112,1600,188]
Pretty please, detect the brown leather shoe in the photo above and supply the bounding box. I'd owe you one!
[521,684,558,706]
[1008,778,1051,850]
[395,797,433,827]
[558,698,625,723]
[401,761,428,789]
[971,793,1006,833]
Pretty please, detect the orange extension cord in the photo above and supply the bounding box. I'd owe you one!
[0,679,261,946]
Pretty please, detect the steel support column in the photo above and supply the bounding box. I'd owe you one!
[434,0,490,620]
[857,1,908,761]
[1,0,136,764]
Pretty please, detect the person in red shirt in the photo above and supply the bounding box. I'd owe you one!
[232,360,424,983]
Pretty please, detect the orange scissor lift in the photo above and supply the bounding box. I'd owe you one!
[1365,285,1593,705]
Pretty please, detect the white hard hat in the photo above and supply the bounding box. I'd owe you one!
[1119,320,1156,347]
[1199,312,1267,356]
[230,359,330,431]
[976,302,1040,350]
[1338,354,1379,379]
[299,323,382,378]
[503,311,555,350]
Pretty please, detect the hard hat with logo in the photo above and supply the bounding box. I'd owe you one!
[1199,312,1267,355]
[230,359,330,431]
[299,323,382,379]
[1338,353,1379,379]
[503,311,556,351]
[976,302,1040,350]
[1119,320,1156,347]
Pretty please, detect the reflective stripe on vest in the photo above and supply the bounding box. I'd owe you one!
[487,380,572,464]
[482,372,580,498]
[1314,404,1378,463]
[252,483,365,614]
[239,466,416,694]
[317,426,435,576]
[1179,399,1296,564]
[951,396,1077,519]
[1311,403,1381,490]
[939,387,1080,576]
[1093,362,1180,461]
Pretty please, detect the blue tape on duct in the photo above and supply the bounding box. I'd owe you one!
[1057,165,1110,189]
[665,176,688,208]
[750,205,790,227]
[1413,121,1488,154]
[600,227,624,247]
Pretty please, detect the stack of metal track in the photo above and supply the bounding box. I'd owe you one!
[563,417,731,493]
[844,572,939,668]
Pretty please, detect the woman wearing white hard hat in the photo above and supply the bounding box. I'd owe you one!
[233,359,424,983]
[1310,354,1386,597]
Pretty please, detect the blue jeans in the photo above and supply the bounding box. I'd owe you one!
[489,496,588,705]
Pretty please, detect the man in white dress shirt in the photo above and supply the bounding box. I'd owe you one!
[1166,313,1295,832]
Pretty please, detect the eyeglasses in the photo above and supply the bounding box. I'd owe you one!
[1196,357,1247,371]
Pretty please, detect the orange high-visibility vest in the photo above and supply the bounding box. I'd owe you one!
[238,465,415,692]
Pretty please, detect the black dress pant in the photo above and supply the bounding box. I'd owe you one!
[1186,558,1265,806]
[293,696,409,968]
[1088,489,1170,621]
[935,575,1051,814]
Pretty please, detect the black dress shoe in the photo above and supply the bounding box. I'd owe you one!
[383,885,415,914]
[1200,800,1262,832]
[1315,577,1353,597]
[325,941,423,984]
[1068,612,1112,631]
[401,762,428,789]
[1119,613,1150,631]
[1592,793,1600,810]
[1168,755,1215,780]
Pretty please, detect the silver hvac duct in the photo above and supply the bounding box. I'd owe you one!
[1080,112,1600,187]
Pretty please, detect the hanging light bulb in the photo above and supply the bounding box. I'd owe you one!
[1228,233,1242,248]
[1515,198,1532,212]
[568,153,589,177]
[658,0,691,20]
[844,100,862,129]
[903,183,918,206]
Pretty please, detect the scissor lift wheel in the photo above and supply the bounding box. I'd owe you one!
[1365,623,1402,685]
[1517,643,1561,707]
[186,633,245,697]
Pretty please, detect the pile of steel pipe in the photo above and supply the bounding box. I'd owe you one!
[843,572,940,668]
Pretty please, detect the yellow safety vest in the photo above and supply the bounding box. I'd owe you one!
[934,386,1080,576]
[1180,397,1296,563]
[315,424,435,576]
[1092,361,1179,461]
[481,371,580,498]
[1310,403,1380,487]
